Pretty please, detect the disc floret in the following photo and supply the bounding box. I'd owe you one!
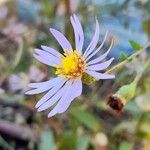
[55,51,86,78]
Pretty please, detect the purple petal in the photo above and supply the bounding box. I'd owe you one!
[48,79,82,117]
[41,45,62,58]
[70,14,84,53]
[37,79,71,112]
[83,19,100,58]
[35,78,67,108]
[87,38,114,65]
[50,28,73,53]
[73,14,84,39]
[33,54,54,67]
[27,79,53,88]
[47,80,73,117]
[25,77,64,95]
[33,49,61,66]
[35,49,61,62]
[85,31,108,61]
[86,70,115,80]
[70,17,81,53]
[87,58,114,71]
[37,87,64,112]
[57,78,82,114]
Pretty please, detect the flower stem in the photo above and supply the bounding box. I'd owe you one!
[106,43,150,74]
[133,59,150,84]
[133,112,145,148]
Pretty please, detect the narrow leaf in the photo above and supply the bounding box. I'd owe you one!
[119,53,129,62]
[129,40,143,51]
[70,107,100,132]
[40,129,55,150]
[119,142,133,150]
[76,135,90,150]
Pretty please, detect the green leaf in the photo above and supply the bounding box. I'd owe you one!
[57,131,76,150]
[119,53,129,62]
[13,39,23,68]
[14,52,31,72]
[119,142,133,150]
[129,40,143,51]
[40,129,55,150]
[76,134,90,150]
[112,121,135,135]
[140,122,150,136]
[70,106,100,132]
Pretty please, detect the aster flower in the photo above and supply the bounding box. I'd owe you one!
[26,14,115,117]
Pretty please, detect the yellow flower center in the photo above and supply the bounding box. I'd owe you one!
[55,51,86,78]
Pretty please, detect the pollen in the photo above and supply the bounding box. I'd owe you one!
[55,51,86,78]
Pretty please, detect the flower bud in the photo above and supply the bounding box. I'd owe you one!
[107,76,138,113]
[107,59,150,113]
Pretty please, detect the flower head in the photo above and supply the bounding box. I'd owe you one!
[55,51,86,78]
[26,14,115,117]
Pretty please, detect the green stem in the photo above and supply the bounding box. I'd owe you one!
[133,59,150,84]
[133,112,145,147]
[106,43,150,74]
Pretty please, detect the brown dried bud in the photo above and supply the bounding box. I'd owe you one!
[107,94,126,113]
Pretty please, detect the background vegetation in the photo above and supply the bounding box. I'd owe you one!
[0,0,150,150]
